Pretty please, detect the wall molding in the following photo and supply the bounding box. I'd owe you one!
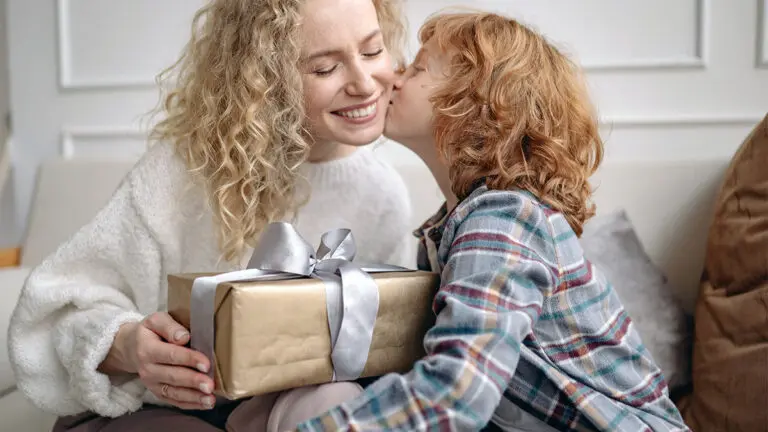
[56,0,158,90]
[60,126,148,159]
[56,0,709,86]
[582,0,707,72]
[0,138,10,198]
[758,0,768,68]
[59,114,765,159]
[601,114,764,128]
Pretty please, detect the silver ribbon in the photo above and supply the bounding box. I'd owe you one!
[190,222,409,383]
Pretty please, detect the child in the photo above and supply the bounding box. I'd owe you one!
[294,11,689,432]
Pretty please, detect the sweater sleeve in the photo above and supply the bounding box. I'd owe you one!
[8,177,165,418]
[385,233,417,269]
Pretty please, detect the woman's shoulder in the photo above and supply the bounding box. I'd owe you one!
[349,146,411,205]
[123,141,207,224]
[127,141,188,194]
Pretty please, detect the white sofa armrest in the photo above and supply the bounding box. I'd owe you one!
[0,390,58,431]
[0,266,30,393]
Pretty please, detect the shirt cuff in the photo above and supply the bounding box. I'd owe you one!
[294,406,345,431]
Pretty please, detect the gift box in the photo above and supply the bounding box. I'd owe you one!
[167,223,439,400]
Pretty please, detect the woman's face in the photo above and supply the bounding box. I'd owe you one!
[384,40,446,151]
[299,0,395,148]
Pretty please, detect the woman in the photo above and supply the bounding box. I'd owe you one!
[8,0,412,430]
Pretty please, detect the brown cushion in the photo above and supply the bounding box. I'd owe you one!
[684,114,768,431]
[686,282,768,431]
[704,114,768,295]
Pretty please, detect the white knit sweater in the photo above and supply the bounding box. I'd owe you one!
[8,142,414,418]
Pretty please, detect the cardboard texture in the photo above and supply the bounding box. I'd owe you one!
[167,271,439,400]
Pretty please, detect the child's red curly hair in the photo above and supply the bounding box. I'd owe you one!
[420,12,603,236]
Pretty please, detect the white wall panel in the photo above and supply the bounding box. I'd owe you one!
[61,127,146,160]
[598,117,760,162]
[404,0,704,70]
[57,0,205,89]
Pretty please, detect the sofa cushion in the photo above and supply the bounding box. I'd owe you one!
[684,114,768,430]
[705,114,768,295]
[581,210,691,392]
[0,389,58,432]
[0,267,31,393]
[22,158,134,267]
[588,161,726,315]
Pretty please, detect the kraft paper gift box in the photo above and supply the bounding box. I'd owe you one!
[167,222,439,400]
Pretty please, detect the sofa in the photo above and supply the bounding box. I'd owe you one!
[0,157,138,431]
[0,149,730,430]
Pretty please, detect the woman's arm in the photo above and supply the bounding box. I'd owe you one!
[9,180,153,416]
[8,174,212,417]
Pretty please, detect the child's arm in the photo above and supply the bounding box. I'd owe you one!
[295,195,557,431]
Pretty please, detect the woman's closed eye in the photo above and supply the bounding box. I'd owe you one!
[314,64,338,76]
[312,48,384,77]
[363,48,384,58]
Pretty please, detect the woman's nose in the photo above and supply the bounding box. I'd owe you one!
[346,65,377,97]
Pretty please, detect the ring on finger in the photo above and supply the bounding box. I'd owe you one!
[161,383,170,398]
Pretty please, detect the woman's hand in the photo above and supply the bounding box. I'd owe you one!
[100,312,216,410]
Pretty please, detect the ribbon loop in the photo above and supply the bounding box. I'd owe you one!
[247,222,316,275]
[190,222,411,386]
[317,228,356,261]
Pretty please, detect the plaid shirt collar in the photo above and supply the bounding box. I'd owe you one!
[413,177,489,245]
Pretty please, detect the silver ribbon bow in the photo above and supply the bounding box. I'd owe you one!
[190,222,409,382]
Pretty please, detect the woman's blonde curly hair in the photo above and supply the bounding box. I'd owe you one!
[421,12,603,236]
[150,0,406,263]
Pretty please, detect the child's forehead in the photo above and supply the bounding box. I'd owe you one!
[414,47,429,63]
[415,40,442,63]
[414,41,451,72]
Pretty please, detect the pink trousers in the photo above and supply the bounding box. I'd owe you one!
[52,382,364,432]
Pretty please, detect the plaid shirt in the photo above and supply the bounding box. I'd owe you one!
[296,186,688,431]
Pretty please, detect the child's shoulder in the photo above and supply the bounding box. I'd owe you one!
[444,186,560,257]
[451,187,593,278]
[450,186,553,230]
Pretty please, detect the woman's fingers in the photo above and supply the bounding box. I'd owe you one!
[141,363,214,395]
[139,312,211,373]
[141,363,216,411]
[142,312,191,346]
[147,338,210,373]
[130,312,217,411]
[147,382,216,411]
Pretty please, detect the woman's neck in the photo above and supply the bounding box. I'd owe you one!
[308,141,359,163]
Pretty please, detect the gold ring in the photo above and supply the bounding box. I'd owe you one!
[161,384,170,398]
